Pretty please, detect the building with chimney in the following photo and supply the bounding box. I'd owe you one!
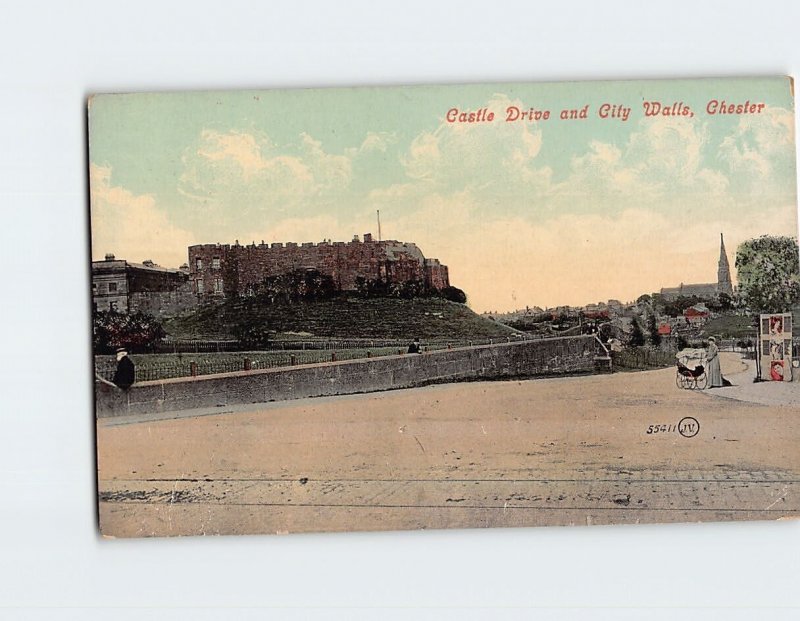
[91,254,196,316]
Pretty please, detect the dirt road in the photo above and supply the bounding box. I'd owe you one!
[97,353,800,537]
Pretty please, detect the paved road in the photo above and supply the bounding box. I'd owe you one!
[97,353,800,537]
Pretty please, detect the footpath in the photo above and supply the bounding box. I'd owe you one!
[704,352,800,408]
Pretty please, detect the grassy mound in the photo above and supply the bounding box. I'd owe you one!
[165,296,522,341]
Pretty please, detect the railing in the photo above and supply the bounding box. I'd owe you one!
[612,347,676,370]
[94,335,574,383]
[95,348,400,383]
[150,334,538,354]
[150,340,239,353]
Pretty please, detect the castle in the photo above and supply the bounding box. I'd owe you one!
[188,233,450,299]
[659,233,735,301]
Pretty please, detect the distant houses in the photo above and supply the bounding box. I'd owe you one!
[683,303,711,324]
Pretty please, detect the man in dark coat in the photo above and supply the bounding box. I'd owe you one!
[112,347,135,389]
[407,338,422,354]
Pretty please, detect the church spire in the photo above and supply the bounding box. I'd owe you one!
[717,233,733,296]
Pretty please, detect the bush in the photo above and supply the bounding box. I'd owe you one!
[647,313,661,347]
[629,318,646,347]
[354,276,389,298]
[440,286,467,304]
[234,324,273,349]
[257,269,337,304]
[388,280,426,299]
[93,311,166,354]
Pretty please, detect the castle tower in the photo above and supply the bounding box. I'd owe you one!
[717,233,733,296]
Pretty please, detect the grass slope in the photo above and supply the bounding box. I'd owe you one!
[166,296,522,341]
[700,314,757,339]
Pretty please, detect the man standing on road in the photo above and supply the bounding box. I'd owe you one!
[113,347,135,389]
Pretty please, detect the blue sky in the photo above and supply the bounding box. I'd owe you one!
[89,77,798,312]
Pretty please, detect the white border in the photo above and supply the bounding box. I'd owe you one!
[1,1,799,618]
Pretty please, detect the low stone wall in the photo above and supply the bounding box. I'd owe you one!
[96,335,597,417]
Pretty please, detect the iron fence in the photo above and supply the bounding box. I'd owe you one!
[151,334,537,353]
[94,334,556,383]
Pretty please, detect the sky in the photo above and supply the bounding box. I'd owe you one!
[89,77,798,313]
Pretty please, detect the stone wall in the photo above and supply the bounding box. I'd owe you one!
[96,335,597,418]
[129,290,197,318]
[424,259,449,290]
[188,238,450,298]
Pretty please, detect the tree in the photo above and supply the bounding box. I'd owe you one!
[662,295,703,318]
[736,236,800,313]
[706,292,735,312]
[93,311,166,353]
[439,286,467,304]
[257,269,336,304]
[647,313,662,347]
[717,292,734,311]
[629,318,646,347]
[234,324,273,350]
[354,276,388,298]
[389,279,426,299]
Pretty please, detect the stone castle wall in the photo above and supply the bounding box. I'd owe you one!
[128,290,197,317]
[189,237,450,298]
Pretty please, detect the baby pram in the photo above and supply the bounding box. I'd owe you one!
[675,348,707,390]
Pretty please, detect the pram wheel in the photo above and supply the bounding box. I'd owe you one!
[695,373,707,390]
[676,372,693,389]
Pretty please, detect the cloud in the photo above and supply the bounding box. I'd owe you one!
[401,94,551,196]
[552,116,731,215]
[718,107,795,195]
[90,164,196,268]
[351,131,398,155]
[379,101,795,217]
[178,129,353,239]
[194,130,274,181]
[385,99,745,224]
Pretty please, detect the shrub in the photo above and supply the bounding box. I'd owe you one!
[440,286,467,304]
[629,318,646,347]
[234,324,273,350]
[93,311,166,354]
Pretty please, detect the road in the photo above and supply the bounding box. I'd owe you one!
[97,353,800,537]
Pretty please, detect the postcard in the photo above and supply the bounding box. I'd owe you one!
[90,77,800,537]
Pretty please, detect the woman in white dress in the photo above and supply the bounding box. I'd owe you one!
[706,337,723,388]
